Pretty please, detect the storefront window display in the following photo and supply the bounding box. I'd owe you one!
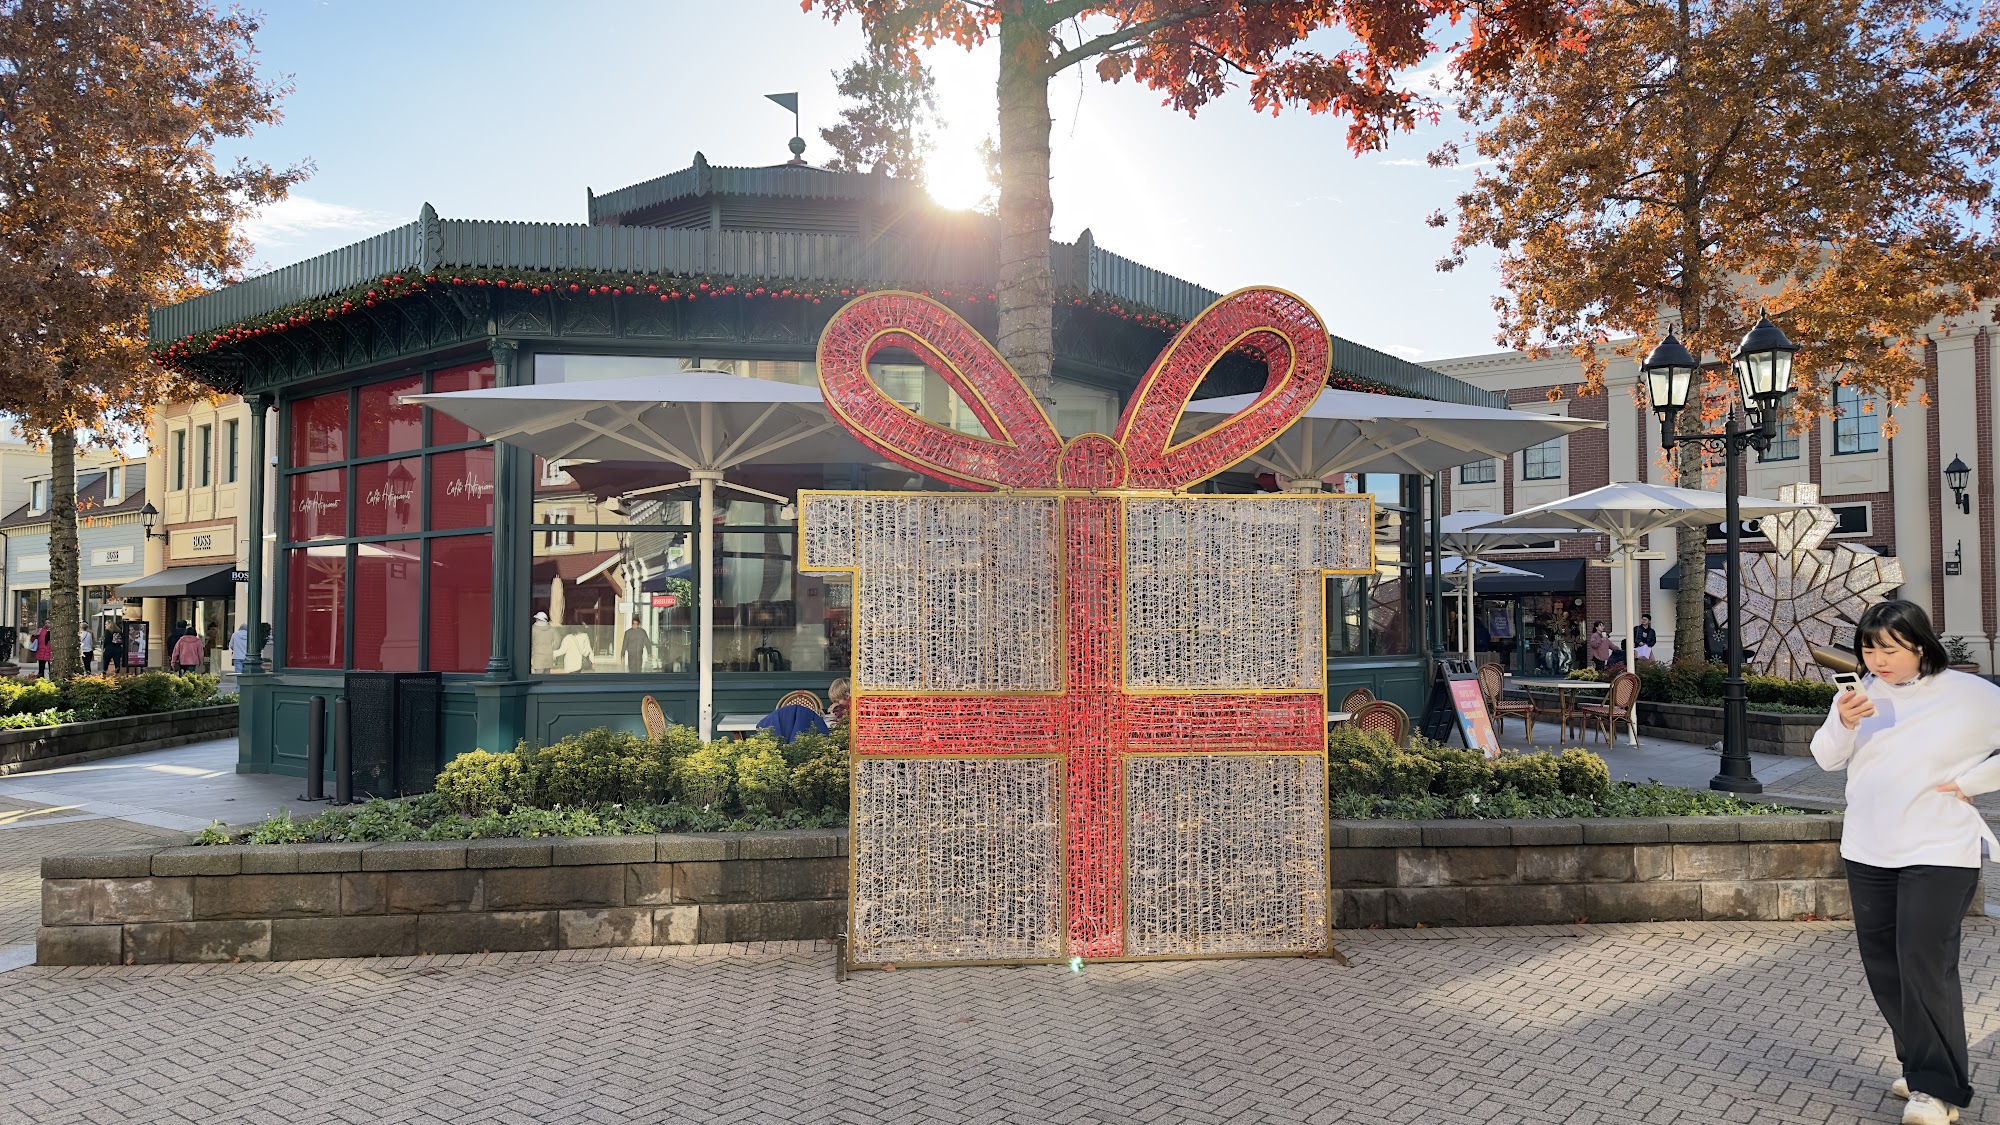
[278,359,495,672]
[1323,475,1417,659]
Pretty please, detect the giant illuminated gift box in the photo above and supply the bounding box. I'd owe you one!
[800,288,1375,966]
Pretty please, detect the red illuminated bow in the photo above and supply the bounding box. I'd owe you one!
[815,287,1329,491]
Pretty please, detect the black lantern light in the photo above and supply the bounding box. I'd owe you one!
[139,501,163,540]
[1640,330,1700,431]
[1731,311,1798,435]
[1945,455,1971,514]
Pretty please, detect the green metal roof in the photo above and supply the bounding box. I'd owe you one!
[148,161,1501,408]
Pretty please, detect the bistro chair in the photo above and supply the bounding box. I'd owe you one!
[777,689,823,714]
[1349,699,1410,747]
[1477,663,1536,743]
[640,695,668,741]
[1337,687,1376,715]
[1576,671,1641,744]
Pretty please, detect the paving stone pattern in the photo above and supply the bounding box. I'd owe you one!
[0,818,181,946]
[2,921,1995,1125]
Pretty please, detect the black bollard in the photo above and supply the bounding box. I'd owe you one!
[301,695,328,801]
[333,696,352,807]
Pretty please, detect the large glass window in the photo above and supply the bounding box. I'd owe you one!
[1323,475,1417,658]
[279,365,493,672]
[225,420,240,483]
[1834,385,1879,453]
[1758,417,1800,462]
[1459,459,1497,484]
[1521,438,1562,480]
[197,425,212,487]
[170,430,186,491]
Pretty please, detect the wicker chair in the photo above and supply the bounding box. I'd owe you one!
[640,695,668,741]
[1477,663,1536,742]
[1337,686,1376,715]
[777,689,823,714]
[1349,699,1410,746]
[1576,671,1641,743]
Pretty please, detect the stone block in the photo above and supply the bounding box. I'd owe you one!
[1746,841,1842,881]
[1736,816,1830,842]
[272,916,418,960]
[1701,880,1777,920]
[41,879,90,925]
[1579,818,1671,845]
[1671,844,1747,882]
[1577,882,1702,923]
[1393,849,1445,888]
[1329,848,1398,888]
[1825,816,1844,841]
[483,864,624,911]
[93,877,193,923]
[42,846,158,880]
[1420,822,1511,848]
[465,839,551,868]
[151,846,245,877]
[1504,821,1583,847]
[361,842,467,871]
[1387,885,1571,928]
[1437,846,1520,886]
[669,860,753,904]
[625,864,675,906]
[416,910,556,955]
[1775,880,1815,919]
[1815,879,1852,920]
[1344,822,1422,848]
[170,920,272,963]
[559,908,654,949]
[37,925,121,966]
[695,899,844,944]
[1516,846,1580,885]
[1633,845,1674,882]
[293,843,371,873]
[654,905,699,945]
[550,837,654,866]
[1324,823,1350,848]
[192,874,340,920]
[385,870,483,914]
[1334,888,1385,929]
[747,858,846,902]
[122,922,175,965]
[341,873,387,916]
[1573,846,1639,883]
[1667,817,1741,842]
[736,829,847,860]
[655,833,738,862]
[239,846,303,874]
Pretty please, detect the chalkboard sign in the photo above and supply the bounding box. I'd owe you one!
[1419,660,1500,757]
[123,620,149,668]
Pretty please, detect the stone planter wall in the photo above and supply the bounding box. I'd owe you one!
[0,704,238,776]
[38,814,1952,967]
[1628,700,1822,756]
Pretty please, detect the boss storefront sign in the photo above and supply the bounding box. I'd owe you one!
[170,525,236,561]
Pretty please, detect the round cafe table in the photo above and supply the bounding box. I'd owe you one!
[1507,677,1623,746]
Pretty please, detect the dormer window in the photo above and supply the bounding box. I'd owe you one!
[105,466,123,501]
[28,479,47,513]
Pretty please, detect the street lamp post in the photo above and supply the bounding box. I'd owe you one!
[1641,313,1798,794]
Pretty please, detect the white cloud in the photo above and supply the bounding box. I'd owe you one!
[1379,343,1425,360]
[1379,158,1427,167]
[240,194,393,247]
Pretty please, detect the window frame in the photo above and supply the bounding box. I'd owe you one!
[1832,385,1880,455]
[1520,438,1563,481]
[1458,459,1497,485]
[1757,417,1801,462]
[196,424,213,487]
[225,419,240,483]
[170,429,187,491]
[27,478,47,514]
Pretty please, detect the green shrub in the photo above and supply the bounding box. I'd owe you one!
[1556,748,1611,801]
[675,739,739,809]
[733,737,794,814]
[0,707,75,730]
[790,747,849,814]
[435,749,530,815]
[8,679,59,716]
[1491,752,1562,799]
[525,728,646,807]
[63,676,126,719]
[116,672,182,715]
[170,672,220,708]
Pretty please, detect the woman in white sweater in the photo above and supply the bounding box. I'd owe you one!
[1811,600,2000,1125]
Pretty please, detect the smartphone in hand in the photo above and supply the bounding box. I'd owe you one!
[1832,671,1862,692]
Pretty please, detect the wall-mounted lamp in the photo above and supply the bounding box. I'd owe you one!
[139,502,164,540]
[1944,455,1971,515]
[1946,539,1964,577]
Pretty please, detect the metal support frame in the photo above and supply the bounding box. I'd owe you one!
[242,395,271,674]
[486,339,520,680]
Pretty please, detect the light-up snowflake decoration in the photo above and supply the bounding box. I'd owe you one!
[1705,482,1904,680]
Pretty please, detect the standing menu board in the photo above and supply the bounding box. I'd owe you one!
[123,620,148,668]
[1419,660,1500,757]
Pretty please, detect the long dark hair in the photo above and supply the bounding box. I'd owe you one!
[1852,599,1951,678]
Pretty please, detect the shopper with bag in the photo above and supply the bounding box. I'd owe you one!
[1811,599,2000,1124]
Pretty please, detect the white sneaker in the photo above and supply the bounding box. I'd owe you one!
[1893,1078,1910,1100]
[1902,1092,1959,1124]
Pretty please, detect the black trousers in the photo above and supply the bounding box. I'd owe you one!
[1846,860,1981,1107]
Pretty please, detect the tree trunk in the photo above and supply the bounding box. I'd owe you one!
[996,9,1056,405]
[1670,0,1709,666]
[47,426,82,682]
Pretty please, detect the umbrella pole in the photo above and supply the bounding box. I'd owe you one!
[1460,561,1475,659]
[1619,536,1639,748]
[694,469,720,742]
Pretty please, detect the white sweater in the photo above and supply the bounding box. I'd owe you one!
[1810,670,2000,868]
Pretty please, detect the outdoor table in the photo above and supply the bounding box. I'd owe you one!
[1326,710,1353,728]
[1507,677,1614,744]
[716,713,766,740]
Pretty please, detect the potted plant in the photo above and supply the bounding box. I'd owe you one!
[1942,635,1982,674]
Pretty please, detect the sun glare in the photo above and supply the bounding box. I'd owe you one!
[925,141,989,211]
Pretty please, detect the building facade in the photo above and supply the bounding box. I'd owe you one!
[1,461,148,668]
[1428,312,1989,672]
[149,156,1496,778]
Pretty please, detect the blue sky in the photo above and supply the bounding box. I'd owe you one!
[223,0,1510,363]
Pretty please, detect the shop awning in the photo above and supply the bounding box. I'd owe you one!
[1425,557,1587,595]
[116,563,236,599]
[1656,555,1727,591]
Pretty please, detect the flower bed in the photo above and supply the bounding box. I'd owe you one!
[0,672,232,728]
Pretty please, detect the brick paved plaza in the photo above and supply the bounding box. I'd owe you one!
[0,921,1993,1124]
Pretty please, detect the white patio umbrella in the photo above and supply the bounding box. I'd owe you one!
[1435,511,1577,658]
[1469,482,1811,745]
[1424,552,1541,658]
[1180,388,1605,485]
[406,372,882,741]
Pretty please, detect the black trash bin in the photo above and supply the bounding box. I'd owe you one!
[342,671,443,798]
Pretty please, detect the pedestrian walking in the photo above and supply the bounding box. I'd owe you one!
[77,625,93,672]
[1586,622,1612,671]
[170,628,203,674]
[1811,599,2000,1124]
[229,623,248,674]
[101,622,125,675]
[31,625,51,678]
